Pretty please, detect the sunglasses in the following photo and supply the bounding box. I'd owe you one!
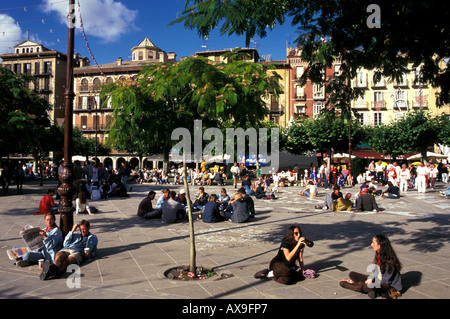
[294,232,300,236]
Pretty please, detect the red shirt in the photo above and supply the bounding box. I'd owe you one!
[39,194,55,214]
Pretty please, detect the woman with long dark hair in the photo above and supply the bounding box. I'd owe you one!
[255,225,310,285]
[340,234,402,299]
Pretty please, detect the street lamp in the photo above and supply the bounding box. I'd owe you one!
[57,0,75,236]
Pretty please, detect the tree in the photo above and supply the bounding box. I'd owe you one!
[365,122,412,161]
[173,0,449,105]
[283,112,364,161]
[0,67,51,159]
[396,110,447,162]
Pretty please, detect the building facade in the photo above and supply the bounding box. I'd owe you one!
[73,37,176,169]
[0,40,72,125]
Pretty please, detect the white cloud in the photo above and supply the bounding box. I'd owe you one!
[42,0,138,43]
[0,14,23,55]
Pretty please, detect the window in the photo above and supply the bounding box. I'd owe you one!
[44,61,52,74]
[356,72,367,87]
[313,102,325,118]
[34,62,40,75]
[295,85,305,99]
[24,63,31,74]
[80,79,89,92]
[93,78,102,91]
[313,84,324,99]
[81,116,87,129]
[358,112,365,126]
[138,51,143,60]
[295,104,306,114]
[296,66,304,78]
[374,112,383,125]
[334,65,341,76]
[13,64,21,74]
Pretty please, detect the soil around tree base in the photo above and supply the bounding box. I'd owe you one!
[164,265,234,281]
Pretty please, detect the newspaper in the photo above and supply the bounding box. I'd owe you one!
[20,225,44,251]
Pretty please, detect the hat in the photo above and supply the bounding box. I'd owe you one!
[361,188,369,193]
[345,193,352,200]
[180,189,186,195]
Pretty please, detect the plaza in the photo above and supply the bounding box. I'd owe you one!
[0,179,449,300]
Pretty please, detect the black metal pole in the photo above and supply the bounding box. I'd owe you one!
[57,0,75,236]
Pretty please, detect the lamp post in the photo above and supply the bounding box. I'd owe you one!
[57,0,75,236]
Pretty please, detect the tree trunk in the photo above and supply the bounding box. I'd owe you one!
[182,155,196,273]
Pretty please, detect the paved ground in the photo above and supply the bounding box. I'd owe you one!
[0,179,449,303]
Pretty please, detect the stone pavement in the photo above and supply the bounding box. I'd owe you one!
[0,179,449,301]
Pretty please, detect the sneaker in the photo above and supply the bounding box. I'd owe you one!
[40,260,58,281]
[388,288,401,299]
[16,260,32,267]
[314,205,322,209]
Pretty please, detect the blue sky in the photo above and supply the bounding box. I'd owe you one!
[1,0,298,64]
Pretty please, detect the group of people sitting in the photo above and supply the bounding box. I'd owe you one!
[137,186,255,224]
[313,177,403,213]
[13,213,98,281]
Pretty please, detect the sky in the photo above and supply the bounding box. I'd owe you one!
[0,0,299,64]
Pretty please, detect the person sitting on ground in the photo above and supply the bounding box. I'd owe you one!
[137,191,160,219]
[237,187,255,218]
[255,182,265,199]
[40,220,97,280]
[193,187,209,211]
[108,180,128,197]
[300,180,317,197]
[381,181,400,199]
[36,189,59,215]
[340,234,402,299]
[155,188,170,213]
[315,186,342,210]
[254,225,308,285]
[355,188,383,213]
[332,193,353,211]
[161,191,186,223]
[223,193,250,223]
[75,191,94,216]
[90,182,102,201]
[15,213,63,267]
[440,185,450,197]
[175,189,188,206]
[217,188,230,212]
[201,194,226,223]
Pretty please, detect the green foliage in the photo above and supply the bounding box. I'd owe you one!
[283,113,364,155]
[0,67,51,157]
[365,110,448,160]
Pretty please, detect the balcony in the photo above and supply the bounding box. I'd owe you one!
[394,79,409,88]
[371,100,387,111]
[293,94,306,101]
[78,124,108,132]
[353,101,369,109]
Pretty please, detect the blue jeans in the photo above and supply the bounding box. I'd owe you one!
[121,176,130,191]
[193,203,205,210]
[22,251,45,264]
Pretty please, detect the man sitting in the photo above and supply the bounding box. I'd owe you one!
[40,220,98,280]
[161,191,186,223]
[137,191,160,219]
[35,189,59,215]
[355,188,383,213]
